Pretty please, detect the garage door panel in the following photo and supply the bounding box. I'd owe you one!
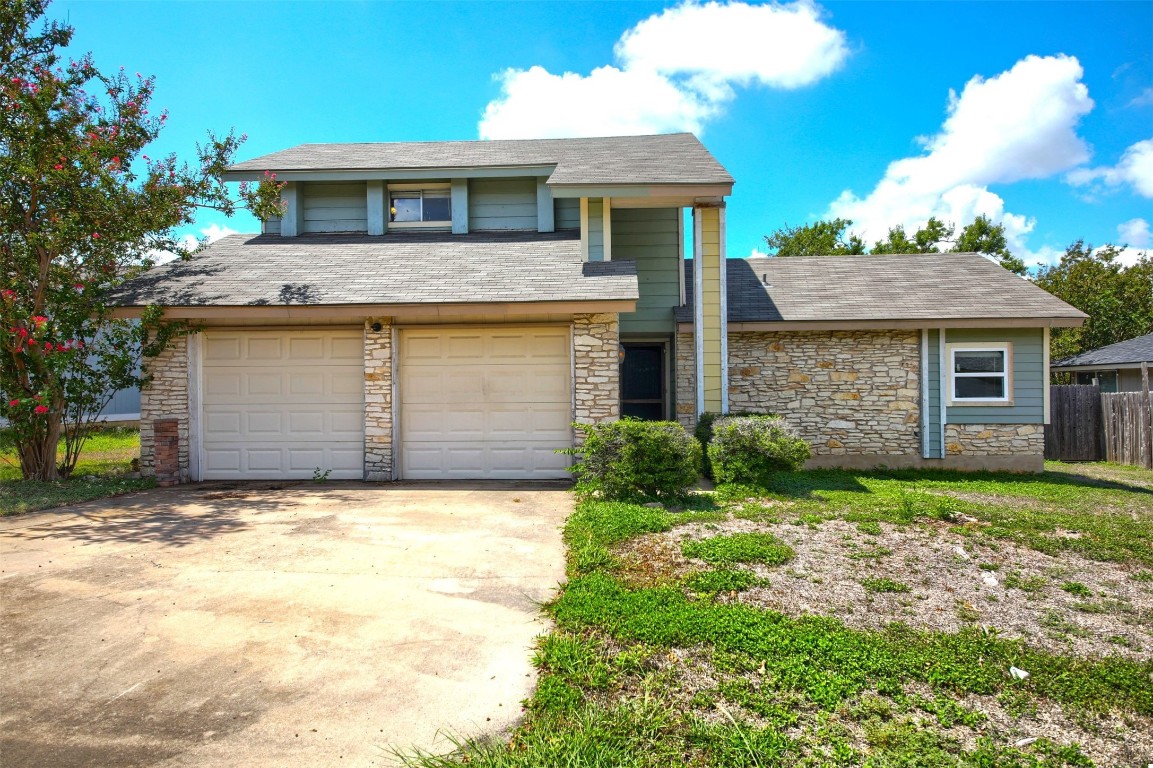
[247,337,283,359]
[205,336,242,361]
[447,334,485,360]
[206,372,242,397]
[399,326,572,479]
[201,331,364,480]
[401,443,571,480]
[287,336,325,359]
[246,372,283,397]
[246,411,283,436]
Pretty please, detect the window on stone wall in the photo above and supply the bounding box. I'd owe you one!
[947,343,1012,404]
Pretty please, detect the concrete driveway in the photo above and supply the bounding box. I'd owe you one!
[0,481,572,767]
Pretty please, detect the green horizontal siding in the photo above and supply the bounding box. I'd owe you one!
[944,328,1045,425]
[926,329,943,457]
[587,198,604,261]
[555,198,580,229]
[302,182,368,233]
[469,178,536,230]
[615,208,680,335]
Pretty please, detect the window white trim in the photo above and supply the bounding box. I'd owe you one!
[388,183,452,228]
[946,342,1014,406]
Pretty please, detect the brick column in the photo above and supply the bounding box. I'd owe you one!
[153,418,182,486]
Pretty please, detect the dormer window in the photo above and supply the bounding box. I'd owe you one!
[389,183,451,228]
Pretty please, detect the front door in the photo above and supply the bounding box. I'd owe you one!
[620,342,667,420]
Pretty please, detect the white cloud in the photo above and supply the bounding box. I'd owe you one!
[1128,87,1153,108]
[150,223,238,265]
[480,66,716,140]
[748,246,769,258]
[1067,138,1153,198]
[616,1,847,91]
[1118,217,1151,247]
[479,0,848,139]
[1106,246,1151,268]
[826,55,1093,258]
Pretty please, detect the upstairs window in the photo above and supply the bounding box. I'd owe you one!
[948,344,1012,404]
[389,184,450,227]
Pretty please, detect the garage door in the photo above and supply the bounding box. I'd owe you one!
[201,331,364,480]
[399,327,572,479]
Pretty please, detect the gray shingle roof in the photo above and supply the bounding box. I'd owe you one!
[226,133,733,187]
[1052,333,1153,368]
[113,232,638,307]
[674,253,1087,324]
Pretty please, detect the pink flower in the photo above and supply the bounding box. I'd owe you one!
[34,405,49,415]
[54,164,63,170]
[32,316,47,325]
[92,233,100,239]
[8,399,18,407]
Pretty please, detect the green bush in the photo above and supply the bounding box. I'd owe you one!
[694,411,762,480]
[568,418,701,502]
[707,415,811,486]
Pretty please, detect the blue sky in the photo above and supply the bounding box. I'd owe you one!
[54,0,1153,268]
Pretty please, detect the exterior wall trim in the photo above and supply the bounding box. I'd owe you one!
[692,208,704,416]
[719,205,729,414]
[920,328,929,459]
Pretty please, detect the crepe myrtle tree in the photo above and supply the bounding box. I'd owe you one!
[1,0,284,480]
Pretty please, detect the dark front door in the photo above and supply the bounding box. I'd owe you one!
[621,343,666,420]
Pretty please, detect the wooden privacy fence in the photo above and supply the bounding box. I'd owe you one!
[1101,391,1153,469]
[1045,384,1153,468]
[1045,385,1102,461]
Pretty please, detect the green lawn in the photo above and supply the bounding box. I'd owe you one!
[0,427,154,516]
[402,463,1153,768]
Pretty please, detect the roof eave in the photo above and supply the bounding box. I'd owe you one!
[222,164,558,182]
[676,316,1087,331]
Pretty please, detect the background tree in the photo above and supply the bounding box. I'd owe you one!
[871,217,953,255]
[764,215,1027,274]
[1,0,283,480]
[1034,241,1153,362]
[763,218,866,256]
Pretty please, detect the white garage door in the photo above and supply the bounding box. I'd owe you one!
[201,330,364,480]
[399,327,572,479]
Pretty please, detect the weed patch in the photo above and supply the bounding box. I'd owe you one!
[682,532,795,567]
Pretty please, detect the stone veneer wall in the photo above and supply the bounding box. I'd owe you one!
[678,330,921,457]
[364,319,393,480]
[732,331,921,456]
[139,334,190,481]
[572,313,620,439]
[945,424,1045,456]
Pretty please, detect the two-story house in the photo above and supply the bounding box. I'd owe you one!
[112,133,1085,483]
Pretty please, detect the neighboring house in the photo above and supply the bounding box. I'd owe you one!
[110,133,1085,482]
[1050,333,1153,392]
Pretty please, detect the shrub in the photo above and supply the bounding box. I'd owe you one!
[694,411,762,480]
[707,415,811,486]
[568,418,701,502]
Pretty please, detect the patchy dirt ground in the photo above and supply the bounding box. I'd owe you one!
[611,506,1153,762]
[617,516,1153,663]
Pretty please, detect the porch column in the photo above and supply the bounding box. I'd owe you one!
[693,203,727,416]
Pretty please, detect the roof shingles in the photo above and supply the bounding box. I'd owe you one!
[1052,333,1153,368]
[226,133,733,187]
[113,231,638,307]
[674,253,1087,324]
